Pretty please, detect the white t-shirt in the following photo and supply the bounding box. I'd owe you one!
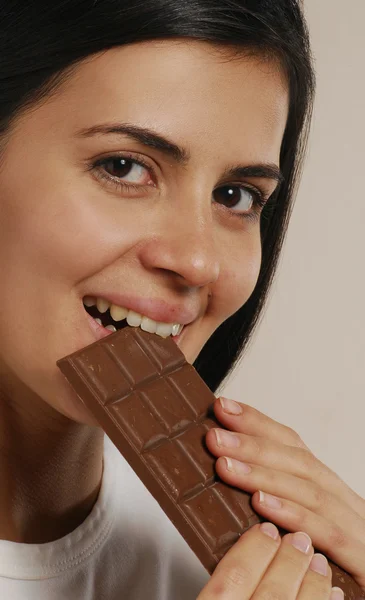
[0,435,210,599]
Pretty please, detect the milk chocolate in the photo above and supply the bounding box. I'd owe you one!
[57,327,364,599]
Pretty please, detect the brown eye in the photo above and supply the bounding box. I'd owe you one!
[102,157,150,184]
[213,185,256,213]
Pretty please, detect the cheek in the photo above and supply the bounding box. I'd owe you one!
[0,172,132,416]
[0,145,140,290]
[0,181,131,289]
[217,231,262,320]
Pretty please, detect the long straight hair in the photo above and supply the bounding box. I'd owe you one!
[0,0,315,393]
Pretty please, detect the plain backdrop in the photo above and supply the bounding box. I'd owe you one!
[221,0,365,497]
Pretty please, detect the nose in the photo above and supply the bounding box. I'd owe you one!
[138,204,220,289]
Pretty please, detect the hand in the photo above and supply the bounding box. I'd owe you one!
[198,522,341,599]
[205,397,365,590]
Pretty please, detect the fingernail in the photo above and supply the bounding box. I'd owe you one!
[259,491,282,509]
[310,554,328,576]
[219,397,243,415]
[260,522,279,540]
[215,429,240,448]
[291,532,312,554]
[225,457,251,474]
[330,587,345,600]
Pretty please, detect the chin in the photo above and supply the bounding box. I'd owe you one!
[61,400,101,428]
[49,373,101,427]
[62,393,101,427]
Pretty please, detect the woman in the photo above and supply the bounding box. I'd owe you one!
[0,0,363,598]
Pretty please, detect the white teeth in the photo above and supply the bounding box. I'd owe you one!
[84,296,96,307]
[90,297,185,338]
[140,316,157,334]
[155,322,175,338]
[96,298,110,314]
[171,324,180,337]
[110,304,129,321]
[126,310,143,327]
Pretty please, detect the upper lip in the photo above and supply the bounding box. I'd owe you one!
[83,292,200,326]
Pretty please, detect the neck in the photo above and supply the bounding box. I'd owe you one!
[0,383,103,544]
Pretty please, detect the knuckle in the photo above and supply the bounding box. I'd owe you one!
[310,484,328,512]
[218,563,253,590]
[255,581,286,600]
[327,524,347,550]
[265,468,279,486]
[302,580,331,598]
[253,523,280,551]
[250,436,265,459]
[285,425,303,445]
[203,562,254,597]
[304,565,333,593]
[286,550,310,570]
[297,447,315,475]
[282,534,311,567]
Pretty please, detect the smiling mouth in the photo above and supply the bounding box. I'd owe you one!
[83,297,184,339]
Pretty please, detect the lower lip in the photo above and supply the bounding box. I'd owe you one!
[86,311,184,344]
[171,330,184,344]
[86,312,111,340]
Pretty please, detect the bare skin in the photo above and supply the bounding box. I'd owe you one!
[0,384,103,542]
[0,40,288,543]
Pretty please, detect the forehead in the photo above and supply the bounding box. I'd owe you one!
[22,41,289,160]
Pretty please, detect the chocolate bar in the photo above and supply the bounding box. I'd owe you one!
[57,327,364,599]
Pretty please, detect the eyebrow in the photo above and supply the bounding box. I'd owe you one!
[76,122,284,185]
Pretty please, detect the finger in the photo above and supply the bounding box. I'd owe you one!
[249,490,365,586]
[197,523,281,600]
[330,587,345,600]
[206,427,332,486]
[296,554,332,599]
[214,397,309,448]
[250,531,314,599]
[214,456,365,545]
[214,401,365,523]
[207,425,365,522]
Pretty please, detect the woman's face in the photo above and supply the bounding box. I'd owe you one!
[0,41,288,425]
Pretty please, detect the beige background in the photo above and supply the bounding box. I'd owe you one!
[221,0,365,496]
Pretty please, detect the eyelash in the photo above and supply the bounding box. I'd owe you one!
[88,154,271,223]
